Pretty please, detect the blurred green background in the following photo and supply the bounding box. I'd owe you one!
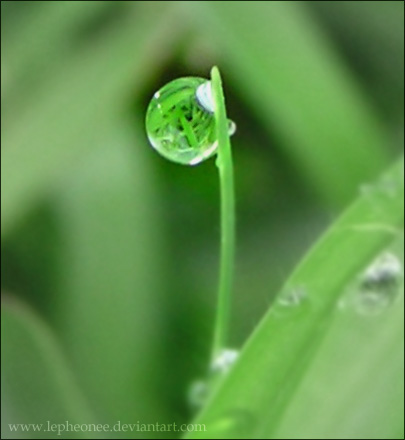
[1,1,404,439]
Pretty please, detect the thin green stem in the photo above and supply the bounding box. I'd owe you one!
[210,66,235,362]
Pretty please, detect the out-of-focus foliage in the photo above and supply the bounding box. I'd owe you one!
[1,2,404,439]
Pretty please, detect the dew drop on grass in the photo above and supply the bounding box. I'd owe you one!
[355,252,403,316]
[210,348,239,375]
[145,77,236,165]
[228,120,237,136]
[272,286,309,318]
[188,348,240,411]
[278,286,308,307]
[188,379,209,411]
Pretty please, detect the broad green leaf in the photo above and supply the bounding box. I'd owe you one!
[186,157,404,439]
[1,298,95,439]
[196,1,390,206]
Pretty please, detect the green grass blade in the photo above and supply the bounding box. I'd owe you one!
[1,2,184,237]
[272,237,404,439]
[1,298,96,439]
[185,157,404,439]
[52,123,168,432]
[210,66,236,359]
[198,1,391,206]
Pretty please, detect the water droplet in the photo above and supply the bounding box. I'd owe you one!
[188,349,239,411]
[145,77,235,165]
[228,120,237,136]
[278,286,308,307]
[356,252,403,315]
[211,348,239,375]
[272,286,309,317]
[188,379,209,411]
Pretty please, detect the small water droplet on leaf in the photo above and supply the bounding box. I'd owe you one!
[188,348,239,411]
[356,252,403,316]
[211,348,239,375]
[278,286,308,307]
[188,379,209,411]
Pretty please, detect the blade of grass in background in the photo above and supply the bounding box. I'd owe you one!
[2,1,116,104]
[1,2,184,237]
[186,157,404,439]
[309,1,405,121]
[2,3,184,434]
[196,1,390,207]
[1,298,96,440]
[52,123,168,438]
